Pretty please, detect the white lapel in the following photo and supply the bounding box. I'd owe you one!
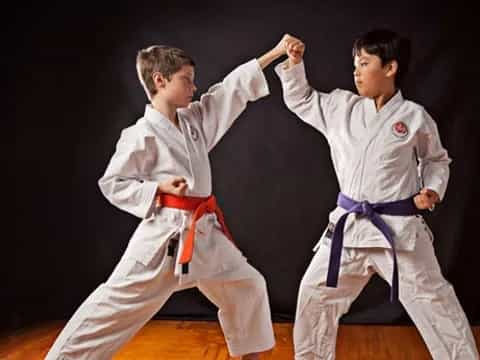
[178,114,197,189]
[360,90,404,150]
[144,105,185,146]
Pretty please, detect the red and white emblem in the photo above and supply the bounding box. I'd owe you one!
[392,121,408,138]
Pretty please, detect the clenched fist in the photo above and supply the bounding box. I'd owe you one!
[414,188,439,211]
[284,34,305,65]
[156,177,188,207]
[257,33,305,70]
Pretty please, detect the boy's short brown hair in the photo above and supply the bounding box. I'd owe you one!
[136,45,195,99]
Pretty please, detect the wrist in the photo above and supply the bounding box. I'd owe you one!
[154,190,163,208]
[270,47,285,59]
[157,184,166,195]
[289,57,301,66]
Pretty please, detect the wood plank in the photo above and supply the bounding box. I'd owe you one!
[0,321,478,359]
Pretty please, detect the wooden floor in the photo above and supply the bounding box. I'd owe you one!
[0,320,479,359]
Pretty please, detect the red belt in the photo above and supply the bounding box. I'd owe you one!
[157,194,234,271]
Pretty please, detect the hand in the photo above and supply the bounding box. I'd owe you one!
[271,34,291,57]
[414,188,440,210]
[285,34,305,65]
[157,177,188,200]
[258,34,305,70]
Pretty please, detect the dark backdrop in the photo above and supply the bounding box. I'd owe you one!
[7,0,480,331]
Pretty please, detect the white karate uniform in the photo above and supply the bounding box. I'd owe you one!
[276,60,479,359]
[46,59,275,359]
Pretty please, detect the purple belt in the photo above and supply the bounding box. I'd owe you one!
[326,193,420,301]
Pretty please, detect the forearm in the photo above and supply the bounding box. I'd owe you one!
[98,175,158,218]
[257,47,285,69]
[422,162,450,201]
[98,135,160,219]
[280,56,302,70]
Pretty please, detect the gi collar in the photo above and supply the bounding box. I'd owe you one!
[369,89,404,115]
[144,104,184,134]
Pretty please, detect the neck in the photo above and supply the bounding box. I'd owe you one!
[373,86,397,111]
[151,96,179,127]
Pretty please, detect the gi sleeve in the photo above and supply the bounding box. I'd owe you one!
[184,59,270,152]
[416,109,452,201]
[275,60,335,137]
[98,130,159,219]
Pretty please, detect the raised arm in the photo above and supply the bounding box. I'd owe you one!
[274,34,335,137]
[183,36,292,151]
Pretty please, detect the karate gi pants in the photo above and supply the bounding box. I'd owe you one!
[294,232,479,360]
[46,223,275,359]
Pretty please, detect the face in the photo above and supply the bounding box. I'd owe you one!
[156,65,197,108]
[353,48,395,98]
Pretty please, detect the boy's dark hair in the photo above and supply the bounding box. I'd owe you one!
[352,29,411,88]
[136,45,195,100]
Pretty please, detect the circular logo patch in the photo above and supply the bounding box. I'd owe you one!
[392,121,409,138]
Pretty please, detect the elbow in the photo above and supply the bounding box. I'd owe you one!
[98,175,116,202]
[283,87,313,112]
[283,94,304,113]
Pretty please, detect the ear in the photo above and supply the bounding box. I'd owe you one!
[385,60,398,79]
[152,72,167,89]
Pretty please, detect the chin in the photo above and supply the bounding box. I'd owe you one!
[177,101,191,108]
[355,86,364,96]
[358,89,373,98]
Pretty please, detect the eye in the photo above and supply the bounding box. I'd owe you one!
[360,62,368,67]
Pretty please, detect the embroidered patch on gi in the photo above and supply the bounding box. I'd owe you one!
[190,126,199,141]
[392,121,409,138]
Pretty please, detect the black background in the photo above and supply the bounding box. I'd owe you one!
[7,0,480,331]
